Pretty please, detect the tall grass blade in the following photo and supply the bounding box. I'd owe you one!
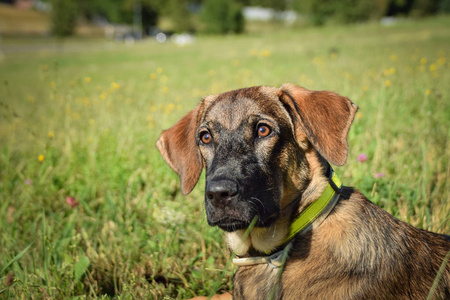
[0,242,33,275]
[427,250,450,300]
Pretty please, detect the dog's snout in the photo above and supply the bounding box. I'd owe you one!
[206,180,238,206]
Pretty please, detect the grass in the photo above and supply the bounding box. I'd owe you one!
[0,16,449,298]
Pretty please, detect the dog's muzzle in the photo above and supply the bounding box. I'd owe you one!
[205,179,252,232]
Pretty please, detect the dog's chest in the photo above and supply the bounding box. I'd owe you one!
[233,264,283,300]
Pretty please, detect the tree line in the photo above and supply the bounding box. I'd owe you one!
[50,0,450,37]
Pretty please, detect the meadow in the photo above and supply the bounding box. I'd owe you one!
[0,16,449,299]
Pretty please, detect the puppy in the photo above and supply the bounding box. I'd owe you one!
[157,84,450,299]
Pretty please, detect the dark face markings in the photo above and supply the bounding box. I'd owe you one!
[199,91,302,232]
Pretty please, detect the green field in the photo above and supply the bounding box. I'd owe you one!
[0,17,449,298]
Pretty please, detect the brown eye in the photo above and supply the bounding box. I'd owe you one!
[200,132,212,144]
[257,125,271,138]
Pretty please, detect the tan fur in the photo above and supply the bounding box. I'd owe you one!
[158,84,450,299]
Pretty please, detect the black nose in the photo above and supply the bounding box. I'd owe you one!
[206,180,238,207]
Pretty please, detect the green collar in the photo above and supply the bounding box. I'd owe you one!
[283,167,342,245]
[232,167,342,267]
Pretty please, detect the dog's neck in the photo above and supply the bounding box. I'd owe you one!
[226,154,342,256]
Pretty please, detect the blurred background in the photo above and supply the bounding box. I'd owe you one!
[0,0,449,299]
[1,0,450,39]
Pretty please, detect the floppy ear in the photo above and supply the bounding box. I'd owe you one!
[278,84,358,166]
[157,103,204,194]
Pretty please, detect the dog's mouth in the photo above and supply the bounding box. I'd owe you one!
[210,217,249,232]
[208,212,280,232]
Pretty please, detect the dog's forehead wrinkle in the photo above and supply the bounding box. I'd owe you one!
[203,97,287,133]
[205,97,263,130]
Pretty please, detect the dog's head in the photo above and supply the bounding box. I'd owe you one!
[157,84,357,235]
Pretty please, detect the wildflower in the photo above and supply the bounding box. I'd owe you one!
[150,73,157,80]
[232,59,240,67]
[374,173,385,179]
[208,70,215,76]
[165,103,175,114]
[48,131,54,138]
[157,67,163,74]
[362,85,368,92]
[260,50,271,57]
[85,77,91,83]
[162,86,170,94]
[111,82,120,90]
[425,89,431,96]
[356,112,363,120]
[25,179,32,185]
[357,153,368,162]
[150,105,157,112]
[383,68,396,76]
[89,118,95,126]
[429,64,437,72]
[50,81,55,88]
[100,92,107,100]
[38,154,44,162]
[385,80,391,87]
[66,196,79,208]
[437,57,446,66]
[420,57,427,65]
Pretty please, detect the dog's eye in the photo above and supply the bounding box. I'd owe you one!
[257,125,271,138]
[200,131,212,144]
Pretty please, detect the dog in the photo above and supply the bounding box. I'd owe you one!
[157,84,450,299]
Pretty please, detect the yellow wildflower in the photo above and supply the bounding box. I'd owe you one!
[260,50,271,57]
[165,103,175,114]
[50,81,55,88]
[162,86,169,94]
[429,64,437,72]
[85,77,92,84]
[362,85,368,92]
[111,82,120,90]
[356,112,363,119]
[157,67,163,74]
[48,131,54,138]
[150,73,157,80]
[425,89,431,96]
[385,80,391,87]
[420,57,427,65]
[38,155,44,162]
